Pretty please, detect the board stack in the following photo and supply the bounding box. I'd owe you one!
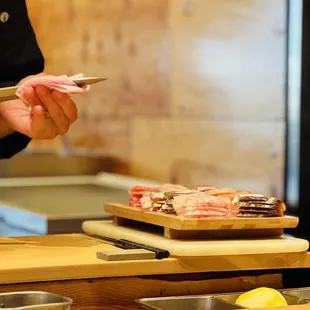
[82,201,310,258]
[82,185,309,257]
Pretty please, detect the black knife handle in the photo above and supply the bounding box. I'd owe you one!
[119,239,170,259]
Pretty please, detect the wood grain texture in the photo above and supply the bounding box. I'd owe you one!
[26,0,170,154]
[0,233,309,285]
[97,249,156,261]
[104,204,298,231]
[25,119,130,160]
[27,0,170,119]
[130,118,285,198]
[169,0,286,120]
[24,0,287,193]
[0,273,282,310]
[66,118,130,160]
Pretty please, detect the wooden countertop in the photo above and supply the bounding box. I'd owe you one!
[1,233,310,285]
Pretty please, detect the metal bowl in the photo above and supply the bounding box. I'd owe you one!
[0,291,72,310]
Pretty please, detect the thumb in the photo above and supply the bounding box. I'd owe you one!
[31,105,45,138]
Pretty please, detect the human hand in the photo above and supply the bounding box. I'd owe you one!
[0,75,78,139]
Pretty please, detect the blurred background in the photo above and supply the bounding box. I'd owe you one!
[0,0,307,238]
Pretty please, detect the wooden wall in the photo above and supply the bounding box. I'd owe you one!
[25,0,287,197]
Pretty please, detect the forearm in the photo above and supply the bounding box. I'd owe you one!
[0,96,31,158]
[0,0,43,159]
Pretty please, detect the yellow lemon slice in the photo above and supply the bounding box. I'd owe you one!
[236,287,288,308]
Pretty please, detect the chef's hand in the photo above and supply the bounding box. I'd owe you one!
[0,77,78,139]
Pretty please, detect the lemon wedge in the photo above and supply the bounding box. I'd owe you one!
[235,287,288,308]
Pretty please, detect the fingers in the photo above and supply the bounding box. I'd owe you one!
[51,90,78,122]
[35,86,70,135]
[31,105,57,139]
[23,87,41,109]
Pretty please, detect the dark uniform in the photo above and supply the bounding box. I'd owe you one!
[0,0,44,159]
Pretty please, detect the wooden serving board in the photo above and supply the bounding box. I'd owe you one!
[104,203,299,239]
[82,221,310,256]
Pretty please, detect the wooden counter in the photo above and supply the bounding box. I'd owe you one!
[1,233,310,309]
[1,233,310,284]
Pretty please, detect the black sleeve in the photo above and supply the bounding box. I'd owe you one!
[0,0,45,159]
[0,133,31,159]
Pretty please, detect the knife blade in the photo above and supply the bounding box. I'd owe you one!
[0,76,107,103]
[85,233,170,260]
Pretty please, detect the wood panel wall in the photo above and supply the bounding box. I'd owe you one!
[25,0,287,197]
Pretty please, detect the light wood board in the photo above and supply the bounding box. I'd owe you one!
[104,204,298,230]
[82,221,309,257]
[1,233,310,285]
[97,249,156,261]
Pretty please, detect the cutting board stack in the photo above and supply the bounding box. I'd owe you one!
[82,203,309,257]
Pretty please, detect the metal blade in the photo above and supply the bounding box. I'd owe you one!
[0,76,107,103]
[71,77,107,86]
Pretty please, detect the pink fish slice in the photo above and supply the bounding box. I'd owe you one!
[0,75,107,103]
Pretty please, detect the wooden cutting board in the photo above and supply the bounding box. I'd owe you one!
[103,203,298,239]
[104,204,298,231]
[82,220,310,257]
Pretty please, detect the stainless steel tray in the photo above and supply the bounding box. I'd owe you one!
[0,76,106,102]
[0,291,72,309]
[281,287,310,304]
[136,296,243,310]
[136,288,310,310]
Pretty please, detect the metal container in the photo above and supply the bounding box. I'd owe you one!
[281,287,310,304]
[0,291,72,309]
[136,296,244,310]
[136,289,310,310]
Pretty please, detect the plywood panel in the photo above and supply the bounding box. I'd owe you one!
[24,0,286,192]
[130,118,285,198]
[169,0,287,120]
[66,118,129,160]
[25,117,130,159]
[26,0,170,119]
